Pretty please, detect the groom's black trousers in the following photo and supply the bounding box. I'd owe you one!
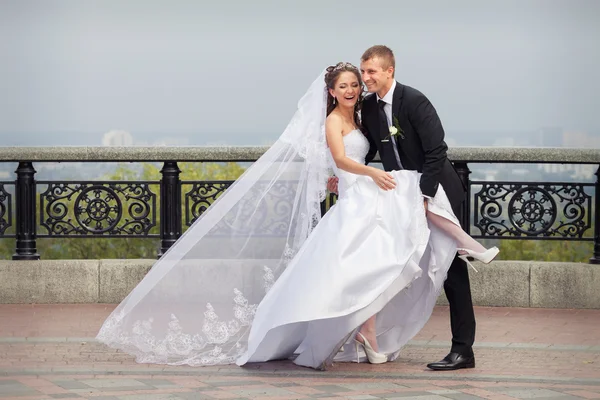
[446,202,476,355]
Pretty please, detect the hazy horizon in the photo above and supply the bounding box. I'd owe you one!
[1,0,599,147]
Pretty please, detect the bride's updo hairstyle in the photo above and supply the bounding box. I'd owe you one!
[324,62,364,129]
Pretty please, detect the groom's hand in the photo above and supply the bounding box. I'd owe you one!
[327,177,339,194]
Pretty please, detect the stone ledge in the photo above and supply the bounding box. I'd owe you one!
[530,262,600,308]
[0,260,98,303]
[0,146,598,163]
[0,260,598,308]
[98,260,154,304]
[434,262,528,307]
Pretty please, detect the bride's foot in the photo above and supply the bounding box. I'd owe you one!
[355,330,379,352]
[458,247,499,263]
[457,247,500,272]
[354,332,387,364]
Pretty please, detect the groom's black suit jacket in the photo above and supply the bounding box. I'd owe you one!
[362,82,466,210]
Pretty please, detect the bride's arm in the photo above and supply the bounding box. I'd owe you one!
[325,115,395,190]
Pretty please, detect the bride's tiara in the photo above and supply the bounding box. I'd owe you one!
[327,62,358,73]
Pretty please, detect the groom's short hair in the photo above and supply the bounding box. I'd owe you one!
[361,45,395,75]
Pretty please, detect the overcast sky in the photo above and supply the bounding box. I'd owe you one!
[0,0,598,145]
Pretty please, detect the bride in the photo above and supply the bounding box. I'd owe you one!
[96,62,498,370]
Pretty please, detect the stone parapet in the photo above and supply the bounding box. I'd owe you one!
[0,259,598,308]
[0,146,598,163]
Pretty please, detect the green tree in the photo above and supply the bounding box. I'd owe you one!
[496,239,593,263]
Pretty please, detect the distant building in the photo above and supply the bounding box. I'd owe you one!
[102,130,133,146]
[537,163,596,180]
[562,130,600,148]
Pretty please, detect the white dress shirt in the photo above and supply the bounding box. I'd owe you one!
[376,80,403,170]
[377,80,431,200]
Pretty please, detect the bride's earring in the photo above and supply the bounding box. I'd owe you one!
[333,97,336,105]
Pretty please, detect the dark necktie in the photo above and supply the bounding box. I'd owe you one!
[378,100,400,171]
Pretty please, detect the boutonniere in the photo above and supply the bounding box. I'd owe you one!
[381,115,405,142]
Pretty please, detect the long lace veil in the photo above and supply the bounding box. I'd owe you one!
[96,69,331,365]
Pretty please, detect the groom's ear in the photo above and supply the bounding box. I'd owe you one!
[388,66,395,78]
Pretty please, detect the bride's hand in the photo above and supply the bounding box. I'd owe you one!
[327,176,339,194]
[369,168,396,191]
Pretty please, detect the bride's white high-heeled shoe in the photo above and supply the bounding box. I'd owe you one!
[354,332,387,364]
[457,246,500,272]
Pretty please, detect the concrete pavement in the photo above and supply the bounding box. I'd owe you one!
[0,305,598,399]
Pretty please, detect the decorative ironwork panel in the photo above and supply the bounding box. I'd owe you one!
[473,182,593,239]
[0,182,12,236]
[184,181,233,226]
[184,180,300,236]
[39,182,157,237]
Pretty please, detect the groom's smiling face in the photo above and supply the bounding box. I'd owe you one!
[360,57,394,95]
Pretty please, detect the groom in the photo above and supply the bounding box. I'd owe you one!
[328,45,476,370]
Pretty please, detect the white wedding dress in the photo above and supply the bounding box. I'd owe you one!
[96,71,462,369]
[236,129,460,369]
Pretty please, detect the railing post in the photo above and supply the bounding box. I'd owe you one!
[590,165,600,264]
[13,162,39,260]
[158,161,182,258]
[454,162,471,233]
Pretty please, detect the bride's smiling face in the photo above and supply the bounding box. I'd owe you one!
[329,71,361,108]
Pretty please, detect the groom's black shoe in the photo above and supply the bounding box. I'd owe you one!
[426,352,475,371]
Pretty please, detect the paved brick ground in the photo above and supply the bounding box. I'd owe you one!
[0,305,598,399]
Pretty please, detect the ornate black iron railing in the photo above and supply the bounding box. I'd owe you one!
[0,182,11,237]
[38,181,158,238]
[185,181,234,227]
[471,181,593,240]
[0,147,598,263]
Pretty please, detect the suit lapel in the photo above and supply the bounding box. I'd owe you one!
[392,81,404,122]
[365,96,382,152]
[391,82,420,169]
[364,84,406,157]
[391,82,417,168]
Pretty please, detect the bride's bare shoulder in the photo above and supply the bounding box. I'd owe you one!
[325,112,343,133]
[326,111,342,124]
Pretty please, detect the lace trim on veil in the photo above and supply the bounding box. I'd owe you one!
[95,70,332,366]
[96,267,277,366]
